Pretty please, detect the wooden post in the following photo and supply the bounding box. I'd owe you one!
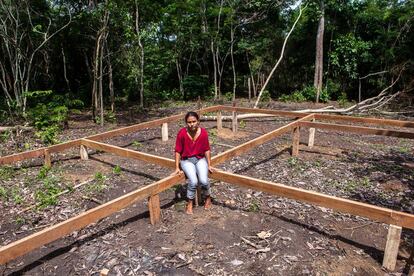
[383,224,402,271]
[148,194,161,225]
[100,268,109,276]
[161,123,168,142]
[308,119,316,148]
[217,111,222,131]
[44,149,51,168]
[232,102,238,134]
[292,126,300,157]
[80,145,89,160]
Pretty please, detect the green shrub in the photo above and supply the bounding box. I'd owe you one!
[223,92,234,102]
[279,86,330,103]
[35,175,62,209]
[260,90,271,102]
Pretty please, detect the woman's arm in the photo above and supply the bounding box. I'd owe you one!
[205,150,214,173]
[174,151,183,175]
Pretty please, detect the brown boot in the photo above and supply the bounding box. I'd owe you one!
[204,196,212,210]
[186,200,193,215]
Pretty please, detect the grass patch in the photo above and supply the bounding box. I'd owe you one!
[0,166,15,180]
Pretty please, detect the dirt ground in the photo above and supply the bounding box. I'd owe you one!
[1,101,414,275]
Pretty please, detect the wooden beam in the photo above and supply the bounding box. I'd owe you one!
[210,170,414,230]
[299,121,414,139]
[212,114,314,165]
[220,106,311,118]
[81,139,176,169]
[148,194,161,225]
[161,123,168,142]
[314,113,414,129]
[86,105,221,141]
[382,224,402,271]
[292,126,300,157]
[0,174,184,265]
[0,106,220,166]
[219,105,414,128]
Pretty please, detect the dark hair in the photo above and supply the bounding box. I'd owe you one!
[185,111,199,122]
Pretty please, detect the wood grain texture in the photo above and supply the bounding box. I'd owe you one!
[0,174,183,265]
[210,170,414,230]
[299,121,414,139]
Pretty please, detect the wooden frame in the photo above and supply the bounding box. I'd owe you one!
[1,105,413,270]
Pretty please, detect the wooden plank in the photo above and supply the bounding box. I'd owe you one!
[382,224,402,271]
[161,123,168,142]
[44,149,52,168]
[0,174,184,264]
[148,194,161,225]
[315,113,414,128]
[210,170,414,229]
[292,126,300,157]
[299,121,414,139]
[0,149,45,165]
[86,105,221,141]
[220,106,311,118]
[211,114,314,165]
[81,139,176,169]
[219,105,414,128]
[0,140,81,165]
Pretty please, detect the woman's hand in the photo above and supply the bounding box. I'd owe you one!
[172,168,183,176]
[208,166,215,174]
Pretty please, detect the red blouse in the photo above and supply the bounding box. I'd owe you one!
[175,127,210,159]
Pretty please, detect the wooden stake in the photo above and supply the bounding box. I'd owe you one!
[232,102,238,134]
[383,224,402,271]
[217,111,222,131]
[308,119,316,148]
[80,145,89,160]
[292,126,300,157]
[161,123,168,142]
[100,268,109,276]
[44,149,51,168]
[148,194,161,225]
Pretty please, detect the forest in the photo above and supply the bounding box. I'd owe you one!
[0,0,413,142]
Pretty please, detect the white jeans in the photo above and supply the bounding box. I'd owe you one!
[180,157,210,200]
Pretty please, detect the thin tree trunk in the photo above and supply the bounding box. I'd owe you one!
[314,0,325,103]
[107,49,114,112]
[135,1,144,108]
[230,25,236,100]
[62,46,71,92]
[254,4,305,108]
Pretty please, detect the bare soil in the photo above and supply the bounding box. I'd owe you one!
[1,101,414,276]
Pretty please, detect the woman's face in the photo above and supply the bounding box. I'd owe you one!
[186,116,199,131]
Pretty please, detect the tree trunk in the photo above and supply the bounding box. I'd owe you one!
[314,0,325,103]
[135,1,145,108]
[230,25,237,100]
[107,49,114,112]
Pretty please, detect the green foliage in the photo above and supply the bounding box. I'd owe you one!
[87,172,107,193]
[0,166,15,180]
[239,120,246,129]
[132,140,143,149]
[113,165,122,175]
[15,216,25,225]
[11,188,23,205]
[280,86,329,103]
[248,199,261,212]
[260,90,271,102]
[0,186,8,200]
[37,165,51,180]
[0,130,11,143]
[28,100,68,145]
[223,92,234,102]
[35,175,62,209]
[105,111,117,123]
